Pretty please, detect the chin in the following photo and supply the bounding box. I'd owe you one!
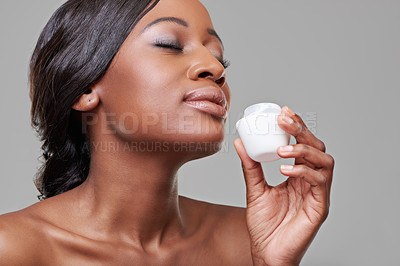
[167,125,226,159]
[116,110,227,158]
[180,140,225,161]
[180,116,226,143]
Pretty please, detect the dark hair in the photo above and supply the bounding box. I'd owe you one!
[30,0,160,200]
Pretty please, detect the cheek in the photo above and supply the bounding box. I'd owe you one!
[104,51,182,109]
[98,53,188,139]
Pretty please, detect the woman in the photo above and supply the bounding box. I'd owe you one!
[0,0,335,265]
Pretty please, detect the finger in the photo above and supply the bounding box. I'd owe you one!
[278,106,326,153]
[280,164,328,204]
[277,144,335,170]
[233,138,270,202]
[277,144,335,194]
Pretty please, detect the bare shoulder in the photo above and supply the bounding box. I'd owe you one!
[179,196,253,265]
[0,208,45,265]
[209,201,253,265]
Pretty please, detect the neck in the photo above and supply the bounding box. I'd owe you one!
[72,136,191,250]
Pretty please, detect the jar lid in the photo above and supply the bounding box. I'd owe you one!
[244,103,282,117]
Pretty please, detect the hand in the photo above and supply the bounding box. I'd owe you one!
[234,106,335,266]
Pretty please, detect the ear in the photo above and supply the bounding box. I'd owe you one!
[72,88,99,111]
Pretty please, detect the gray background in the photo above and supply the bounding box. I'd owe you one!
[1,0,399,265]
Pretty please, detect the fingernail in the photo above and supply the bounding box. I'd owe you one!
[281,165,293,170]
[279,145,293,152]
[284,106,295,116]
[282,114,294,125]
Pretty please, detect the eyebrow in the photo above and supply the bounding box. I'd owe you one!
[140,16,224,49]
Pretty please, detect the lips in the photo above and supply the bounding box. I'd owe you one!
[183,87,228,119]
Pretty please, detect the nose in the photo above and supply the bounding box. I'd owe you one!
[187,49,226,87]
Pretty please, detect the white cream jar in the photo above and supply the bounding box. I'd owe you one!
[236,103,290,162]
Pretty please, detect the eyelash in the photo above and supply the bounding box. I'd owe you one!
[154,40,231,69]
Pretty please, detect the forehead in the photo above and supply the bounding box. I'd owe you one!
[131,0,215,35]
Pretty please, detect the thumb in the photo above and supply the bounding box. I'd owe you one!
[233,138,270,203]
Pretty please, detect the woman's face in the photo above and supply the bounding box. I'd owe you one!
[94,0,231,153]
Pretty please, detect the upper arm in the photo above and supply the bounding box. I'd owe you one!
[0,213,40,265]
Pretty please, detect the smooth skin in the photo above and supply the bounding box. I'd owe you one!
[0,0,334,265]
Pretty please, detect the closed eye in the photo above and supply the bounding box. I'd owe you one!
[154,40,231,69]
[218,58,231,69]
[154,40,183,51]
